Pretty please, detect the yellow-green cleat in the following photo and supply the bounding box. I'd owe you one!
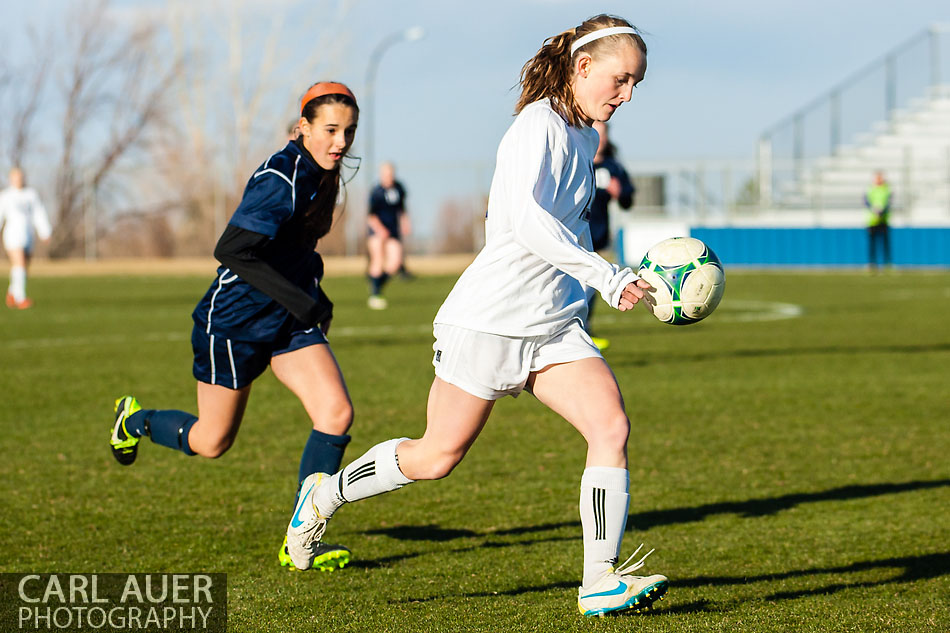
[279,535,350,572]
[278,536,299,570]
[110,396,142,466]
[312,542,351,572]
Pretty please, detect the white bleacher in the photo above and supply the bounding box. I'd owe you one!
[780,85,950,224]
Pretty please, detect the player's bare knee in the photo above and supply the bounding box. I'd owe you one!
[592,414,630,451]
[313,398,353,435]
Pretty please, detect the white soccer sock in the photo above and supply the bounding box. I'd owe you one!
[313,437,414,518]
[579,466,630,589]
[9,266,26,302]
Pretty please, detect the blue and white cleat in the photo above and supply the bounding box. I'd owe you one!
[286,473,350,571]
[577,545,668,617]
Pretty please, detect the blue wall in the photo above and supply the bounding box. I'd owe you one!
[689,227,950,267]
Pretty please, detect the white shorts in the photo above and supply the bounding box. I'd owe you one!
[2,229,32,252]
[431,318,602,400]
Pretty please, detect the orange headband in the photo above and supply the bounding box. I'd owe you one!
[300,82,356,114]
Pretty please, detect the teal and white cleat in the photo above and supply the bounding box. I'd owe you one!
[279,534,350,572]
[577,545,668,617]
[110,396,142,466]
[286,472,337,570]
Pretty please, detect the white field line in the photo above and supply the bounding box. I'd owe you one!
[1,301,802,351]
[715,300,805,322]
[1,324,433,351]
[593,299,804,325]
[3,331,188,351]
[888,287,950,300]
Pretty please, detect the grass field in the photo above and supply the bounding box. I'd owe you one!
[1,269,948,632]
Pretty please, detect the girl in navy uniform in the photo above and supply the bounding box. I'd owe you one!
[586,120,635,350]
[365,161,410,309]
[109,82,360,572]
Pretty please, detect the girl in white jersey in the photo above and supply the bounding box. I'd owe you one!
[0,167,51,309]
[287,15,667,617]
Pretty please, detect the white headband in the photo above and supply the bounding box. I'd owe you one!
[570,26,637,56]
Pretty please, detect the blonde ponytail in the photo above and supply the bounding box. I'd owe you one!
[515,14,646,127]
[516,29,580,126]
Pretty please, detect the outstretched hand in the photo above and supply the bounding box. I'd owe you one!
[617,278,652,312]
[607,177,622,200]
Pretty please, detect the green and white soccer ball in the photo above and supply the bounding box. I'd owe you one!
[637,237,725,325]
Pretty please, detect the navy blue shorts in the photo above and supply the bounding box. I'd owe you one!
[191,323,328,390]
[367,224,401,240]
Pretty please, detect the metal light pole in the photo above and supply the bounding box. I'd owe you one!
[349,26,423,256]
[363,26,425,183]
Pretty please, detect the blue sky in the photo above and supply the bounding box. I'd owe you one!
[339,0,949,235]
[3,0,949,237]
[344,0,950,162]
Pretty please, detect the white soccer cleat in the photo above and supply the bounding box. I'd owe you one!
[367,295,388,310]
[286,472,331,570]
[577,545,669,617]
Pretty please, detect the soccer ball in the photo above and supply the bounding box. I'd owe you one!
[636,237,725,325]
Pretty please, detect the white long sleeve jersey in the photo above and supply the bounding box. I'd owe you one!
[0,186,51,249]
[434,99,639,337]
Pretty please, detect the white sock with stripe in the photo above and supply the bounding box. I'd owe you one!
[313,437,413,518]
[9,266,26,302]
[579,466,630,589]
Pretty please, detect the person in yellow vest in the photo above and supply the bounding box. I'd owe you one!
[864,171,891,270]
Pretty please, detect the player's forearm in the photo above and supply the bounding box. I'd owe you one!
[214,225,330,326]
[618,187,634,210]
[367,215,388,233]
[509,197,635,308]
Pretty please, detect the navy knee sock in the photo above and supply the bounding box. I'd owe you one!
[295,430,351,505]
[299,430,351,484]
[129,409,198,456]
[369,273,390,295]
[124,410,150,438]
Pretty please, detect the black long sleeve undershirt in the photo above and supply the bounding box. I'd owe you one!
[617,188,634,210]
[213,224,333,328]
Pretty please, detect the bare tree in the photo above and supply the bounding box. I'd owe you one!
[433,198,480,254]
[4,31,53,168]
[2,0,355,258]
[48,0,180,257]
[0,58,10,161]
[155,0,356,255]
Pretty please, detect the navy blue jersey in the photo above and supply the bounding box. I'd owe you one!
[589,156,634,251]
[193,142,331,342]
[368,181,406,237]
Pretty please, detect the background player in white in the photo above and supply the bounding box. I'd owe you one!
[366,161,411,309]
[287,15,667,617]
[0,167,51,309]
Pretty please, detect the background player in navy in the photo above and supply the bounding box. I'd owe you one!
[109,82,360,572]
[366,161,410,309]
[587,120,634,350]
